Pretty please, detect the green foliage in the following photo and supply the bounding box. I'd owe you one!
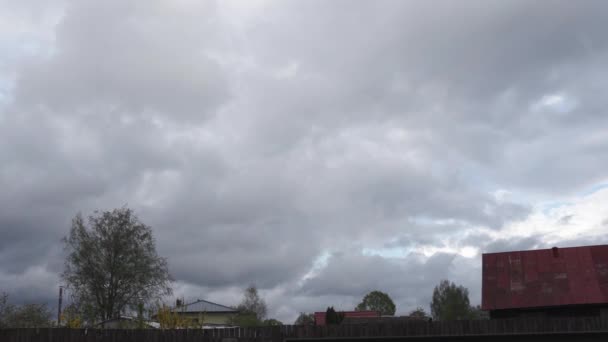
[135,302,147,329]
[62,300,98,326]
[408,307,429,319]
[430,279,471,321]
[468,305,489,320]
[231,312,261,327]
[325,307,344,325]
[355,290,396,316]
[263,318,283,326]
[294,312,315,325]
[9,304,52,328]
[0,292,10,329]
[62,208,172,322]
[0,292,52,328]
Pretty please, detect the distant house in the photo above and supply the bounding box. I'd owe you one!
[314,311,380,325]
[482,245,608,319]
[171,299,240,327]
[96,316,160,329]
[341,316,427,324]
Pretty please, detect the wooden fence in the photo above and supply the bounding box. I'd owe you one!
[3,317,608,342]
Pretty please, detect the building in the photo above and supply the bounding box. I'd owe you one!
[96,316,160,329]
[482,245,608,319]
[314,311,380,325]
[171,299,240,327]
[341,316,428,324]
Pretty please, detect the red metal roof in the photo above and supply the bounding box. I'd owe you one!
[314,311,379,325]
[482,245,608,311]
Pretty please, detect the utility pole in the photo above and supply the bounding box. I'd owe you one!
[57,286,63,326]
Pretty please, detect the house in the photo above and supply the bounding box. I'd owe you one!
[482,245,608,319]
[314,310,380,325]
[171,299,240,327]
[96,316,160,329]
[341,316,427,324]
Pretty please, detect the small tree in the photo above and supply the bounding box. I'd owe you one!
[355,290,396,316]
[10,304,52,328]
[0,292,52,328]
[135,302,146,329]
[469,305,489,320]
[0,292,14,328]
[231,313,260,327]
[234,285,267,326]
[156,305,189,329]
[263,318,283,326]
[325,307,344,325]
[430,280,471,321]
[61,304,83,328]
[294,312,315,325]
[408,307,429,319]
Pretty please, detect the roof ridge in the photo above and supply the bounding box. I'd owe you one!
[482,243,608,255]
[184,298,236,311]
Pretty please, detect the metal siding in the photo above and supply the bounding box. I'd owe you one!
[591,246,608,299]
[481,254,494,310]
[314,312,326,325]
[581,246,601,302]
[482,245,608,311]
[495,253,510,309]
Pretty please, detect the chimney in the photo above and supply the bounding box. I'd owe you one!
[552,247,559,258]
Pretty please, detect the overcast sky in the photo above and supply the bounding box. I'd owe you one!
[2,0,608,323]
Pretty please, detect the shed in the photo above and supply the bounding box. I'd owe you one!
[482,244,608,319]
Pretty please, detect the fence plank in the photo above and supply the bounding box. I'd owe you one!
[4,318,608,342]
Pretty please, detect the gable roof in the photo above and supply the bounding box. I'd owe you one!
[176,299,238,313]
[482,244,608,311]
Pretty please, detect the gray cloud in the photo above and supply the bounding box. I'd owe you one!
[15,0,229,122]
[482,235,543,254]
[2,0,608,322]
[296,250,481,315]
[300,252,455,297]
[557,214,574,225]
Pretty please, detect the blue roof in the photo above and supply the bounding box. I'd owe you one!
[177,299,238,313]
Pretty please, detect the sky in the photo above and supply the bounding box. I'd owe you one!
[2,0,608,323]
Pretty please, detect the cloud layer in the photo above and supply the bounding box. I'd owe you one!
[2,0,608,322]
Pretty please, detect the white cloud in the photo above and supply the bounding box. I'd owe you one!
[501,186,608,246]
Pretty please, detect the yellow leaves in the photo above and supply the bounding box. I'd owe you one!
[156,305,189,329]
[60,311,82,328]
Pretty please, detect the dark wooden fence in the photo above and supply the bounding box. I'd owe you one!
[3,317,608,342]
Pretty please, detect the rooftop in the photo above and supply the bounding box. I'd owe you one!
[175,299,238,313]
[482,244,608,311]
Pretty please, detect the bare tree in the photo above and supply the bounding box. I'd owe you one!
[235,285,267,325]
